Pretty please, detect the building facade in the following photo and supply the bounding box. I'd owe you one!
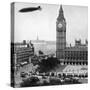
[13,41,34,67]
[63,42,88,65]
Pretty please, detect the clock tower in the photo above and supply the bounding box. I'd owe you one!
[56,5,66,59]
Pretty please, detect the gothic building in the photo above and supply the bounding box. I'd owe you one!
[56,5,88,65]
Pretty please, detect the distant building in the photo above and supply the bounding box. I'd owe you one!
[56,5,88,65]
[31,39,56,55]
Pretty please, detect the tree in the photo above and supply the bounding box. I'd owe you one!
[38,50,44,55]
[38,57,60,72]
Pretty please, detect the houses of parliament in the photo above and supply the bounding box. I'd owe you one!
[56,5,88,65]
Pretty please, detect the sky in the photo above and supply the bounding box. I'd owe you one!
[14,2,88,45]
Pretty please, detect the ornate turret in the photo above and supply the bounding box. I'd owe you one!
[85,39,88,45]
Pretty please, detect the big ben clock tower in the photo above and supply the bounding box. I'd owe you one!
[56,5,66,59]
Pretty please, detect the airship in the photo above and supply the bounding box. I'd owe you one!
[19,6,42,12]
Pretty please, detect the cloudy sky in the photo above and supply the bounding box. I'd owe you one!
[14,2,88,45]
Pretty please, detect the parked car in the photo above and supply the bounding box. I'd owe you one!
[20,72,28,78]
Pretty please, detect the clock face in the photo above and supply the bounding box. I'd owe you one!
[58,23,63,28]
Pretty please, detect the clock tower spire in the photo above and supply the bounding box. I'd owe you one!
[56,5,66,59]
[57,5,65,21]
